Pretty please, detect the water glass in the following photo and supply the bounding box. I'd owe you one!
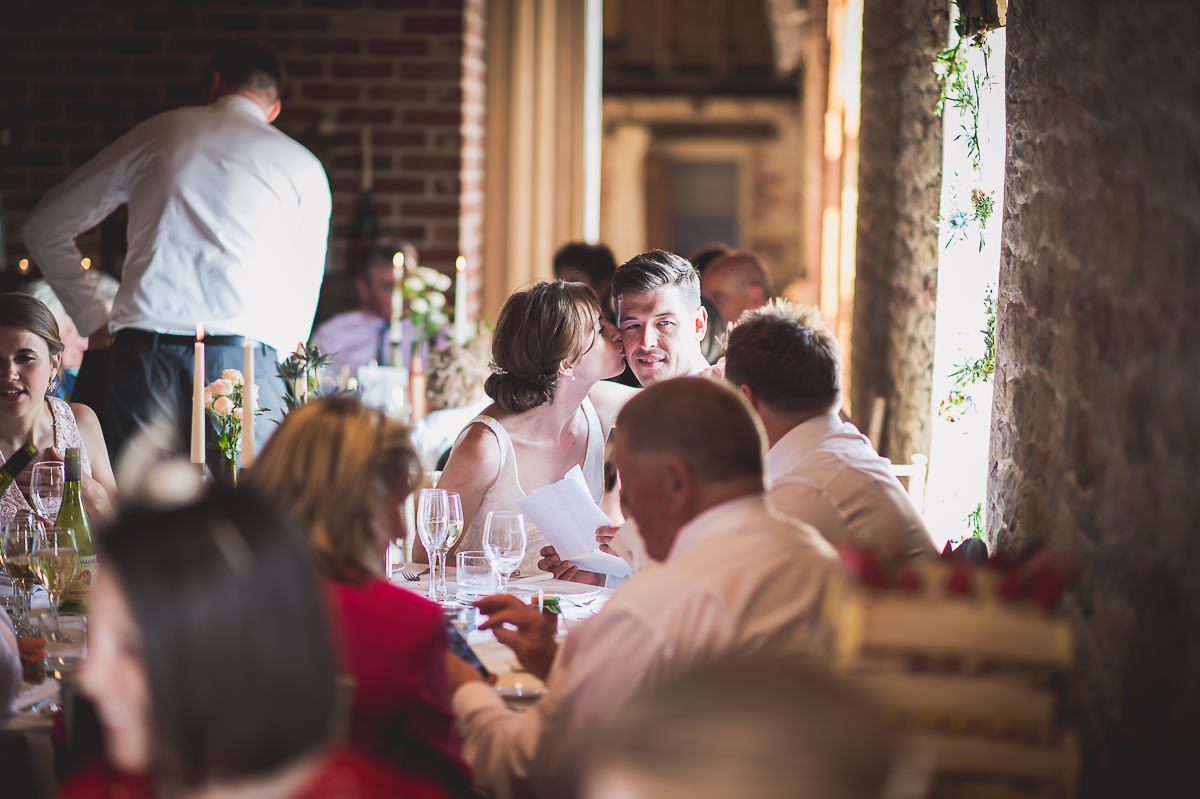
[456,550,497,601]
[30,461,65,521]
[1,510,40,634]
[482,511,527,593]
[417,488,450,601]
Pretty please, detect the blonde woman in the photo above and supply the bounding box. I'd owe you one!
[248,397,468,795]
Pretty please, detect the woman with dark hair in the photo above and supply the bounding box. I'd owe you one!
[65,486,446,797]
[248,397,469,796]
[430,281,636,574]
[0,292,115,522]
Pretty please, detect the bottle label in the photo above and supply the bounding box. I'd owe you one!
[63,554,97,602]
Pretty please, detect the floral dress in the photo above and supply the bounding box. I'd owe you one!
[0,397,92,525]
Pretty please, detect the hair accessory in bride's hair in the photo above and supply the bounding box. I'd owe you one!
[488,360,509,376]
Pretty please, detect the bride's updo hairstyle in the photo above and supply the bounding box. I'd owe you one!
[485,281,602,413]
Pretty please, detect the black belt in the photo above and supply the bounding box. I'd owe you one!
[116,328,276,353]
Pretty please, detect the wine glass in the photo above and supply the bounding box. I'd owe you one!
[1,510,41,634]
[483,511,527,594]
[31,522,78,642]
[416,488,450,601]
[432,492,464,602]
[31,461,65,522]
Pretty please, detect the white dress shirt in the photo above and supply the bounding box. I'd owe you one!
[766,414,935,560]
[452,494,838,798]
[23,94,331,355]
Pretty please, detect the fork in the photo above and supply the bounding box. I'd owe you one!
[399,567,429,582]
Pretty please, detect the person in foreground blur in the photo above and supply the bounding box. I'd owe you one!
[580,656,905,799]
[430,282,636,574]
[553,242,618,321]
[23,41,331,460]
[701,250,773,325]
[248,397,470,795]
[725,299,935,559]
[67,486,445,798]
[447,378,838,798]
[0,611,19,718]
[0,293,115,524]
[310,240,422,378]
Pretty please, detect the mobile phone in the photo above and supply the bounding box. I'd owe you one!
[444,620,490,680]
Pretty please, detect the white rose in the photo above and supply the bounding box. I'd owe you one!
[429,310,448,327]
[435,273,453,292]
[428,292,446,309]
[221,369,244,386]
[410,297,430,314]
[209,378,234,397]
[233,407,244,421]
[403,276,425,292]
[419,266,442,283]
[212,396,234,416]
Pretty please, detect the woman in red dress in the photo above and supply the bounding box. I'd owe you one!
[250,397,470,796]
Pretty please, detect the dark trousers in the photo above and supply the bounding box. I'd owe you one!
[105,329,286,471]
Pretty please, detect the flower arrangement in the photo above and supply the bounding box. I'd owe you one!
[400,266,452,351]
[278,343,334,413]
[204,369,258,474]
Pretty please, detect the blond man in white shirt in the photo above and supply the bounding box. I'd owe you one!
[725,300,936,560]
[447,377,837,798]
[23,42,331,459]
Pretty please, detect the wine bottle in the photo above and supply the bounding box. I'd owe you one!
[57,448,94,609]
[0,443,38,493]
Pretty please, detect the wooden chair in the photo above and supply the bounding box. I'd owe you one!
[889,453,929,514]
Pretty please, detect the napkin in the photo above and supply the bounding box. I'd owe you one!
[517,466,632,577]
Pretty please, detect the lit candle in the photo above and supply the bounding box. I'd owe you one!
[390,251,405,367]
[454,255,470,344]
[362,124,373,192]
[241,340,255,468]
[191,324,205,465]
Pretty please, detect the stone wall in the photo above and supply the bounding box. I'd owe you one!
[850,0,946,459]
[1,0,482,322]
[991,1,1200,793]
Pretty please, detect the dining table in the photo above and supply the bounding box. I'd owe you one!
[390,563,612,700]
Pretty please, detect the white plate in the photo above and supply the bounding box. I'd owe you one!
[494,672,546,699]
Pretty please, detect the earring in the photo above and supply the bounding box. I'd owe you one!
[46,372,60,397]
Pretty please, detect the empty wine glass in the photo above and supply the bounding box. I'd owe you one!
[416,488,450,601]
[1,510,40,634]
[432,492,465,602]
[32,522,78,642]
[31,461,65,522]
[483,511,527,594]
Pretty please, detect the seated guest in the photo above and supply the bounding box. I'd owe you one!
[0,293,115,523]
[725,300,935,559]
[552,242,618,321]
[429,282,635,574]
[68,487,446,798]
[580,656,904,799]
[310,240,422,378]
[612,250,716,387]
[700,250,773,325]
[248,397,470,795]
[412,332,492,471]
[688,243,731,277]
[446,378,837,797]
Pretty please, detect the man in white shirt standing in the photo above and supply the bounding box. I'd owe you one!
[725,299,935,560]
[23,41,331,459]
[447,377,838,798]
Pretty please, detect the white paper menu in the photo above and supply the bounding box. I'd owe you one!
[516,465,633,577]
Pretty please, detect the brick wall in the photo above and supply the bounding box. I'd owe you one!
[992,1,1200,793]
[0,0,482,324]
[850,0,946,460]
